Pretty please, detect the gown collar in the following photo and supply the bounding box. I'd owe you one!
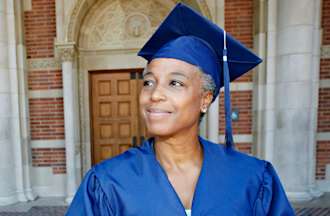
[139,136,211,214]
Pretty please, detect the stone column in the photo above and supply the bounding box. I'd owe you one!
[207,96,219,143]
[252,0,267,158]
[261,0,322,201]
[0,0,34,205]
[57,43,79,203]
[205,0,223,144]
[14,0,36,202]
[0,0,17,205]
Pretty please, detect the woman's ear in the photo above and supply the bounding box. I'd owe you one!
[200,91,213,113]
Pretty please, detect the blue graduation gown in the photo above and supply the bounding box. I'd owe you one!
[66,137,295,215]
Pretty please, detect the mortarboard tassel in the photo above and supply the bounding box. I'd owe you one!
[223,31,234,149]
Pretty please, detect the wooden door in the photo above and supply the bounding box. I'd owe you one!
[90,70,146,164]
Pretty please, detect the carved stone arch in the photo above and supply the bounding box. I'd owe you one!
[65,0,97,43]
[173,0,212,19]
[65,0,212,44]
[78,0,177,50]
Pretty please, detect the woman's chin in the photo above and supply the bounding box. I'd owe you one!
[146,125,175,137]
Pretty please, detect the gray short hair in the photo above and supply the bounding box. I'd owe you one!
[195,67,216,123]
[195,67,216,98]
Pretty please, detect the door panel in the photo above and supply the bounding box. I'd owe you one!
[90,70,145,164]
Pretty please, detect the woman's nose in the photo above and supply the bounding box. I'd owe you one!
[150,85,166,102]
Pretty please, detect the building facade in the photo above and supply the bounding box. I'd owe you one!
[0,0,329,205]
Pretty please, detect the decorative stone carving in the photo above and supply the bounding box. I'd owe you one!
[66,0,211,43]
[321,45,330,59]
[79,0,174,50]
[27,58,61,71]
[55,42,76,62]
[125,13,151,38]
[61,48,75,62]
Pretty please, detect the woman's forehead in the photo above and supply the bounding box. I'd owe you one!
[144,58,200,78]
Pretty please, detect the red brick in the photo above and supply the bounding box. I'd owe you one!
[236,142,252,154]
[322,0,330,45]
[318,88,330,132]
[29,98,65,140]
[24,0,56,59]
[28,70,63,90]
[225,0,253,48]
[316,141,330,180]
[219,90,253,134]
[320,59,330,79]
[32,147,66,174]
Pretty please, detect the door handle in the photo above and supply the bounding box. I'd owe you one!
[132,136,137,147]
[140,136,145,144]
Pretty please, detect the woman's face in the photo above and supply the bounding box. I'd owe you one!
[139,58,210,137]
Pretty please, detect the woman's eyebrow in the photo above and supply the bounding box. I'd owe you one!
[143,71,153,77]
[142,71,190,79]
[170,71,190,79]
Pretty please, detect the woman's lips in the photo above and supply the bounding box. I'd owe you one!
[146,108,172,118]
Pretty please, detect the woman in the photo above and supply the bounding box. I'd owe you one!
[66,3,295,215]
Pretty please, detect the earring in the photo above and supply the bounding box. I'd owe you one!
[201,106,207,113]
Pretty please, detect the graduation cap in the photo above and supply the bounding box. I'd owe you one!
[138,3,262,149]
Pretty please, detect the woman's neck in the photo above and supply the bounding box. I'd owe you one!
[154,129,203,170]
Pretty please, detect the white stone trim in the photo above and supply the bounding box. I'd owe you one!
[0,192,18,206]
[27,58,61,71]
[218,134,253,143]
[320,79,330,88]
[321,45,330,58]
[316,180,330,192]
[55,0,64,42]
[28,89,63,99]
[220,82,253,92]
[23,0,32,11]
[31,167,66,197]
[287,192,314,202]
[316,132,330,141]
[31,140,65,148]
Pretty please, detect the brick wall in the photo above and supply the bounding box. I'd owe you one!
[225,0,253,82]
[316,141,330,180]
[236,143,252,155]
[322,0,330,45]
[24,0,56,59]
[223,0,254,154]
[29,98,64,140]
[318,88,330,133]
[316,0,330,179]
[32,148,66,174]
[28,70,62,90]
[320,59,330,79]
[24,0,65,174]
[219,91,252,134]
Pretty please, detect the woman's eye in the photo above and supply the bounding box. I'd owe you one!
[170,80,184,87]
[143,80,154,87]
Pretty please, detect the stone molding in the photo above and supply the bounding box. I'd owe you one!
[29,89,63,99]
[27,58,61,71]
[321,45,330,58]
[55,42,76,62]
[316,132,330,141]
[31,140,65,148]
[220,82,253,92]
[23,0,32,11]
[320,79,330,88]
[219,134,253,143]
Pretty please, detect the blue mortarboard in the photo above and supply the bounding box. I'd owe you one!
[138,3,262,149]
